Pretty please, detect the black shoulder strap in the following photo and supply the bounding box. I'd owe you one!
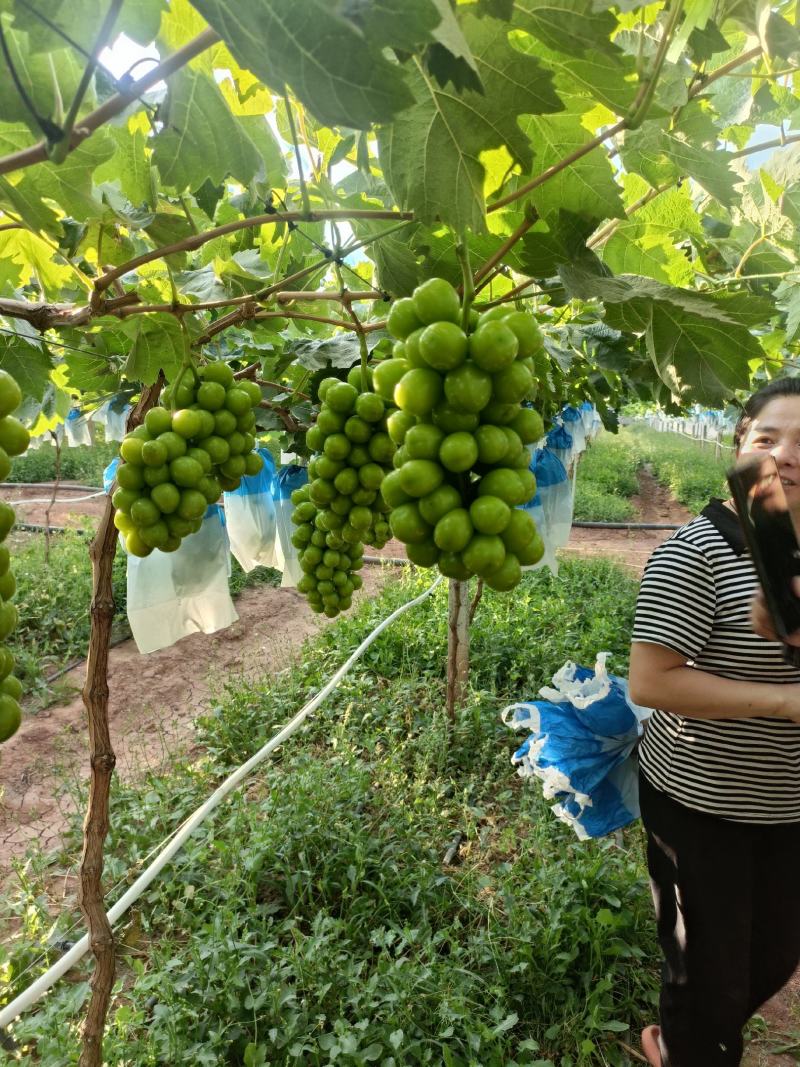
[700,498,745,556]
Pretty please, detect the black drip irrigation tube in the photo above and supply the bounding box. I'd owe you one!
[572,521,681,530]
[14,521,85,535]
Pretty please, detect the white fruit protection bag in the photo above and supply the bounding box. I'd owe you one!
[64,407,93,447]
[94,398,132,442]
[223,448,279,572]
[126,505,238,654]
[273,464,308,588]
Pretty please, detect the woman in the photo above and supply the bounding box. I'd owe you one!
[628,378,800,1067]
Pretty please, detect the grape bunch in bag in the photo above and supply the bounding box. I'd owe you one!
[113,364,264,557]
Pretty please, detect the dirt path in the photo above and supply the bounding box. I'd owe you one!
[562,465,692,573]
[3,482,107,529]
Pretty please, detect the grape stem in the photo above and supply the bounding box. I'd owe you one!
[335,263,370,393]
[169,359,199,409]
[456,231,475,331]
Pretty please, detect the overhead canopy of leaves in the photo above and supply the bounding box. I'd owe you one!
[1,0,799,440]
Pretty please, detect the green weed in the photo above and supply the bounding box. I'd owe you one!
[9,442,119,486]
[573,434,639,523]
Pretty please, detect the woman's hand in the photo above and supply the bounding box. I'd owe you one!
[750,579,800,646]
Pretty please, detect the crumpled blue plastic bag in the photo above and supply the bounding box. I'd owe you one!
[502,653,652,839]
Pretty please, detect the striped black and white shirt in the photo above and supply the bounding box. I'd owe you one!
[633,499,800,824]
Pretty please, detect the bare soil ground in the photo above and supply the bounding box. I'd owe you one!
[2,483,799,1061]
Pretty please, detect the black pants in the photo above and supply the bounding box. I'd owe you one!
[639,772,800,1066]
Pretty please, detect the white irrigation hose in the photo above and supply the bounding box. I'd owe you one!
[6,491,106,506]
[0,574,443,1031]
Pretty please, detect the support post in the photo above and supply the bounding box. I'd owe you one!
[446,578,470,722]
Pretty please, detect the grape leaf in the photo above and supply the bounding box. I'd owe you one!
[518,109,624,221]
[286,335,363,371]
[152,68,265,191]
[478,0,514,18]
[12,0,164,52]
[13,135,116,224]
[95,124,155,210]
[0,327,53,400]
[522,40,638,116]
[557,267,763,403]
[518,211,598,278]
[0,229,76,297]
[63,350,120,394]
[424,0,483,93]
[120,314,187,385]
[642,302,761,404]
[379,13,562,231]
[515,0,620,58]
[621,121,740,206]
[189,0,423,129]
[0,174,60,236]
[413,226,523,287]
[351,221,421,298]
[688,20,731,61]
[774,275,800,340]
[602,226,694,287]
[341,0,441,51]
[0,33,84,139]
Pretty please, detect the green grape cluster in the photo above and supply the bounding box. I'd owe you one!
[381,278,546,591]
[113,364,264,557]
[0,369,30,744]
[290,365,395,617]
[290,487,366,618]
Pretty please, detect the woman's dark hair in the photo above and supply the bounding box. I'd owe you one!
[734,377,800,452]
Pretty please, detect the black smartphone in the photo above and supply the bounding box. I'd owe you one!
[727,452,800,665]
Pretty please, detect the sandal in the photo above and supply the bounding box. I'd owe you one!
[641,1025,662,1067]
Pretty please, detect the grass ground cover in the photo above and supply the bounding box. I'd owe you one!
[573,435,640,523]
[8,442,119,486]
[9,531,279,706]
[2,562,660,1067]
